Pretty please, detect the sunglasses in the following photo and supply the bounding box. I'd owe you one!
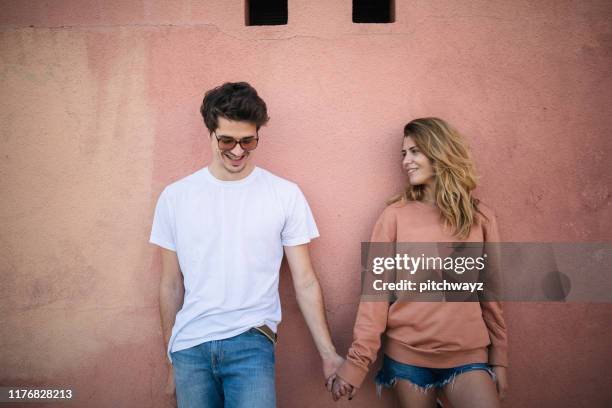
[213,132,259,151]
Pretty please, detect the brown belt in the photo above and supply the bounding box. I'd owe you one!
[253,325,277,345]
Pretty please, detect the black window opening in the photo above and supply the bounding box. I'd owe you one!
[353,0,395,23]
[246,0,288,26]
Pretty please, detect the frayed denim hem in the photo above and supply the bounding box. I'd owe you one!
[375,373,434,398]
[374,366,496,398]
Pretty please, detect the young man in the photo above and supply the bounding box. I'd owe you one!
[150,82,343,407]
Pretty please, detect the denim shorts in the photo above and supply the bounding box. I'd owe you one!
[375,355,496,393]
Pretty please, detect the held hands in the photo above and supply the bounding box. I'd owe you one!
[322,354,357,402]
[330,376,356,401]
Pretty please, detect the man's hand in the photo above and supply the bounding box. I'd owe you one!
[493,366,508,401]
[322,352,344,383]
[331,376,356,401]
[164,364,177,407]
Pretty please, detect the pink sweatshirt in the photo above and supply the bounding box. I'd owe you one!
[336,200,508,388]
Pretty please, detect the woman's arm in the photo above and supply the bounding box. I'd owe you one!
[335,206,398,389]
[479,206,509,399]
[479,206,509,367]
[336,301,390,388]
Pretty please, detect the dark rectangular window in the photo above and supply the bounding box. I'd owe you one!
[246,0,288,26]
[353,0,394,23]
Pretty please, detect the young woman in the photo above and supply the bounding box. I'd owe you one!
[331,118,508,408]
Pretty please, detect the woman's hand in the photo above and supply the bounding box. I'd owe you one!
[493,366,508,400]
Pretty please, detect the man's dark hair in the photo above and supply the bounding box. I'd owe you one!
[200,82,269,133]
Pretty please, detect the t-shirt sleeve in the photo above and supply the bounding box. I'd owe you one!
[281,186,319,246]
[149,187,177,251]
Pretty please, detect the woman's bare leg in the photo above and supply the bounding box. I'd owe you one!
[394,379,438,408]
[443,370,500,408]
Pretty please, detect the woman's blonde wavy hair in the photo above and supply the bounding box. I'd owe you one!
[388,117,483,239]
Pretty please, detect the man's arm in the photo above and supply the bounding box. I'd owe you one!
[283,244,343,380]
[159,248,184,353]
[158,248,184,401]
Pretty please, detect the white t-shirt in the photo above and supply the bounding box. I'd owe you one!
[150,166,319,361]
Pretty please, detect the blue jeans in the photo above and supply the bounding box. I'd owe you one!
[171,329,276,408]
[375,355,495,392]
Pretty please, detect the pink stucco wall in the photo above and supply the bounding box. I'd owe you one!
[1,1,611,407]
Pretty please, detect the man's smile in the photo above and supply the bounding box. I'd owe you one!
[224,151,248,167]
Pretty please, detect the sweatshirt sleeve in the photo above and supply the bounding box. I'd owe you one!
[336,206,397,388]
[479,207,509,367]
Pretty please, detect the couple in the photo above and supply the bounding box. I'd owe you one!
[150,82,508,408]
